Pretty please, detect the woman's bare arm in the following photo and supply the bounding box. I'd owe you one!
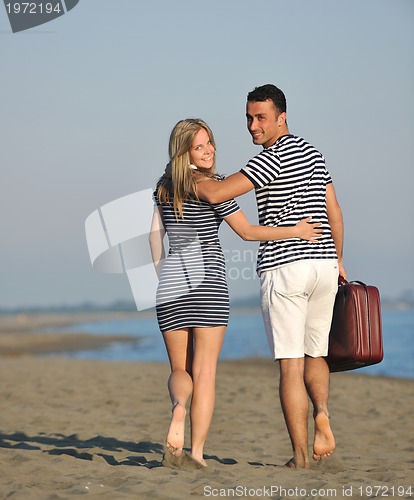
[224,210,323,242]
[148,205,166,278]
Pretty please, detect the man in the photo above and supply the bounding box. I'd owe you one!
[197,84,346,468]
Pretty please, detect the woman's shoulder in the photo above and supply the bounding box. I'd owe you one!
[194,173,224,184]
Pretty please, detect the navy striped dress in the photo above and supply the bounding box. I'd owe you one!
[154,193,240,333]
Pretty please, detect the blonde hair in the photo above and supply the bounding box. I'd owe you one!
[157,118,217,219]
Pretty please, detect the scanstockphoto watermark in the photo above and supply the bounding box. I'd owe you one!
[203,484,414,498]
[3,0,79,33]
[203,485,339,497]
[223,248,259,282]
[85,189,260,312]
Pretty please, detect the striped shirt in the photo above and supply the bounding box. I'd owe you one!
[240,134,338,275]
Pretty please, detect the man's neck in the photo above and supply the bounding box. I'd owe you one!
[265,127,290,148]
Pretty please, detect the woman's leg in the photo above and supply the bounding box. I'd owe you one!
[162,328,194,454]
[190,326,226,465]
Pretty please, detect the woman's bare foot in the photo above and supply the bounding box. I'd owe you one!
[166,401,186,457]
[190,454,207,467]
[313,411,335,461]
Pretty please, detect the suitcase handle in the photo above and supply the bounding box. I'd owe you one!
[338,276,367,287]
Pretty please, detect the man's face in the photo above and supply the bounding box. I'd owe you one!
[246,100,284,148]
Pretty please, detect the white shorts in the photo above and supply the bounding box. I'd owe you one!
[260,260,338,360]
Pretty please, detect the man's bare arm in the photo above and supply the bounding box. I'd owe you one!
[326,182,346,279]
[196,172,255,204]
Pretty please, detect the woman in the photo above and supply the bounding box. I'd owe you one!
[149,118,322,470]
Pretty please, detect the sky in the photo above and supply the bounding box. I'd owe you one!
[1,0,413,309]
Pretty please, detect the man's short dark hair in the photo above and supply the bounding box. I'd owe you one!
[247,84,287,114]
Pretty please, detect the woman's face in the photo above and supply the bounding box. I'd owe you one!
[189,128,215,169]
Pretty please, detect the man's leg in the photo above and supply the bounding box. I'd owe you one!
[279,357,310,468]
[261,264,314,468]
[304,260,338,460]
[305,356,335,460]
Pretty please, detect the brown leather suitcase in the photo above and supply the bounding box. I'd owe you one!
[326,278,384,372]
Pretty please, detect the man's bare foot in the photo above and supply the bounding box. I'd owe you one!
[313,411,335,461]
[275,458,310,469]
[275,458,296,469]
[166,401,186,457]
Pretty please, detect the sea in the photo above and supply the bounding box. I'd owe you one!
[52,309,414,380]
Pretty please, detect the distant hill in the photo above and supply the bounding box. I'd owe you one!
[0,292,413,315]
[0,300,139,315]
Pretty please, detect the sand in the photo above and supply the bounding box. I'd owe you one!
[0,313,413,499]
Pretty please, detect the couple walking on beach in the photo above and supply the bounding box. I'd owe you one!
[149,84,346,470]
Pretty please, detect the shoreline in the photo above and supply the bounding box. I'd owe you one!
[0,311,145,356]
[0,311,411,381]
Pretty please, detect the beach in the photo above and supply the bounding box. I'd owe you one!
[0,313,413,499]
